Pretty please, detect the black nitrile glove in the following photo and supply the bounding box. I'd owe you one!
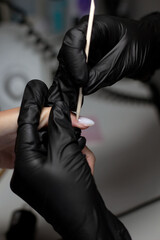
[48,69,81,111]
[48,79,86,149]
[11,80,131,240]
[55,12,160,97]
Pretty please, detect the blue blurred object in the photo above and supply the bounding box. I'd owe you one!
[49,0,67,35]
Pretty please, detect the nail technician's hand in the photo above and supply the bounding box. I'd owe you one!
[11,80,131,240]
[56,12,160,96]
[48,70,79,112]
[0,95,91,169]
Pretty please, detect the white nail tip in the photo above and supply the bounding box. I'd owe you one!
[78,117,95,126]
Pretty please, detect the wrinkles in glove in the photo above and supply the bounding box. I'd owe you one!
[11,80,131,240]
[48,65,80,112]
[57,12,160,96]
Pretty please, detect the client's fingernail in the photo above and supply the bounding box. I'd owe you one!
[78,117,95,126]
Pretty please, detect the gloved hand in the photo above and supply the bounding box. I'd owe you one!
[11,80,131,240]
[48,67,80,111]
[55,12,160,99]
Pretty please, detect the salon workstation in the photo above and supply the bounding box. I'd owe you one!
[0,0,160,239]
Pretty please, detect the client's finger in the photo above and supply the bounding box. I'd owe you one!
[38,107,95,130]
[82,146,96,175]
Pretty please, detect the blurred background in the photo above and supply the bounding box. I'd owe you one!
[0,0,160,239]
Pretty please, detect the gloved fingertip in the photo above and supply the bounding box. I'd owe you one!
[74,127,81,139]
[63,27,86,49]
[23,79,48,106]
[27,79,48,96]
[18,80,48,126]
[78,15,89,30]
[74,127,86,150]
[78,136,86,150]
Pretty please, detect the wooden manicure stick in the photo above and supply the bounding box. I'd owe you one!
[76,0,95,119]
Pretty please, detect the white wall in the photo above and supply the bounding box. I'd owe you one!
[81,79,160,215]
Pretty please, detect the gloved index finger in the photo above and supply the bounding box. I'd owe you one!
[16,80,48,151]
[58,22,89,86]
